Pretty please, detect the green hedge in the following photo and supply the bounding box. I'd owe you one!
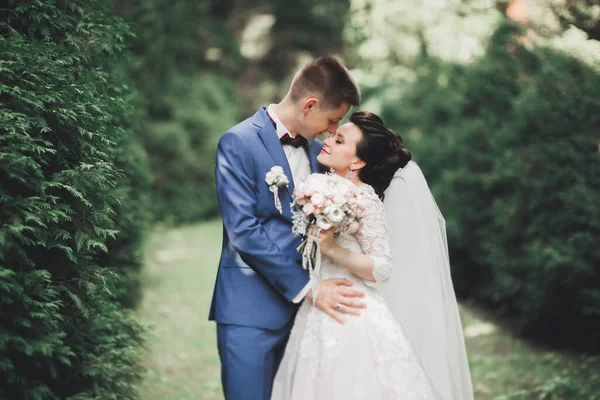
[0,1,151,397]
[377,23,600,352]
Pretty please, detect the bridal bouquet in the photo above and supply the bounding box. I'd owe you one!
[291,173,365,280]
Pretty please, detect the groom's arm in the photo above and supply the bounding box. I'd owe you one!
[215,131,310,302]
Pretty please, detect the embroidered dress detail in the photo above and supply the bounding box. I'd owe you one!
[271,185,437,400]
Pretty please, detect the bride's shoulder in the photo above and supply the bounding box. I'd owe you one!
[355,184,381,204]
[355,183,374,194]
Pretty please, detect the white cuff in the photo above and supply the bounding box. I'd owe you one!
[292,277,315,303]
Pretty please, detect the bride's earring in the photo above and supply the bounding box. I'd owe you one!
[348,167,353,181]
[330,167,335,174]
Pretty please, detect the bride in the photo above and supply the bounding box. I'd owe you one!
[271,111,473,399]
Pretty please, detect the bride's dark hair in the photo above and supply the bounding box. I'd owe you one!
[350,111,411,200]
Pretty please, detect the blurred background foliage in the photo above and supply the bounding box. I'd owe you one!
[114,0,352,223]
[1,0,598,398]
[347,0,600,353]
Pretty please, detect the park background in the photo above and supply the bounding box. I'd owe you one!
[1,0,599,398]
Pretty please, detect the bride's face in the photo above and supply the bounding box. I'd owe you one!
[317,122,363,174]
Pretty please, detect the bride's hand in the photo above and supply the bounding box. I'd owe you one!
[310,227,337,256]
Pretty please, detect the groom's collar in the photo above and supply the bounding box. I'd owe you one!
[266,105,293,140]
[253,107,275,131]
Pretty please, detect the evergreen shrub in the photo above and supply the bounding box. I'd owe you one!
[1,1,151,397]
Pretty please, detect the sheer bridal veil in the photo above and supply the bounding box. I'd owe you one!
[381,161,474,400]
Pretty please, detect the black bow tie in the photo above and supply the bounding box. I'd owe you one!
[280,133,307,148]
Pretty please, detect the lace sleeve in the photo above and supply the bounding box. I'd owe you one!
[356,187,393,283]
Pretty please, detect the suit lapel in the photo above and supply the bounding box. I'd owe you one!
[306,140,323,174]
[254,108,295,201]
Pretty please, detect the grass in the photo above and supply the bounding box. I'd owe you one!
[137,220,222,400]
[137,219,599,399]
[461,306,598,399]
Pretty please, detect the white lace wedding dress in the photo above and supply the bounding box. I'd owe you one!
[271,184,437,400]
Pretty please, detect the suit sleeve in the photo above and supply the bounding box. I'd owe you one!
[215,131,310,302]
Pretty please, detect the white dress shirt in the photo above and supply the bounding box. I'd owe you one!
[266,105,315,303]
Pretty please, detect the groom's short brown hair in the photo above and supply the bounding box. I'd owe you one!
[289,57,361,110]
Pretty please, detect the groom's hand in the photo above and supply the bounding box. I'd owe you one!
[307,279,366,324]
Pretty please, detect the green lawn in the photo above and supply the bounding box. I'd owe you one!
[137,220,598,399]
[137,220,223,400]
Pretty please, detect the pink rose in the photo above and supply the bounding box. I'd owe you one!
[303,203,315,215]
[333,194,346,205]
[311,193,325,207]
[297,197,307,206]
[295,187,306,198]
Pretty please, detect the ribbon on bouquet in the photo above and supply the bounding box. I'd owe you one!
[301,225,322,303]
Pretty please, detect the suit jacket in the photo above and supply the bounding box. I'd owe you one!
[209,107,323,330]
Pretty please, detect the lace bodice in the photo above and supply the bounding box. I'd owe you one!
[354,184,393,283]
[323,184,393,285]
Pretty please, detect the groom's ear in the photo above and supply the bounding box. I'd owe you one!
[303,98,319,115]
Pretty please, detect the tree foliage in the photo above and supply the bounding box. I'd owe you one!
[375,22,600,352]
[0,1,151,397]
[114,0,241,223]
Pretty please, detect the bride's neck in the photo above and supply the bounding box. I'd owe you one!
[332,168,363,186]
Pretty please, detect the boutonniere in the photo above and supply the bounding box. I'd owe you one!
[265,166,289,214]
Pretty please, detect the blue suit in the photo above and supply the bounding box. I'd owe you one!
[209,107,323,399]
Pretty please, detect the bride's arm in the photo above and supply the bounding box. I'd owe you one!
[318,192,393,283]
[320,231,377,281]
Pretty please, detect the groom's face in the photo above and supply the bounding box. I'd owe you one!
[300,100,350,140]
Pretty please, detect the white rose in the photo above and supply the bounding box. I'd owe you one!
[265,171,277,185]
[325,205,344,224]
[304,174,318,186]
[316,215,332,230]
[271,166,284,175]
[309,175,328,193]
[277,174,289,187]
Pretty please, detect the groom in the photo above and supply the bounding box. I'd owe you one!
[209,57,363,400]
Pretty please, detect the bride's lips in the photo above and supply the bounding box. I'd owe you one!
[320,147,330,155]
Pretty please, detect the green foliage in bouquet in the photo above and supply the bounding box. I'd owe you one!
[376,22,600,352]
[0,0,152,397]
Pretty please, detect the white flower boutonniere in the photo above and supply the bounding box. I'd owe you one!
[265,166,289,214]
